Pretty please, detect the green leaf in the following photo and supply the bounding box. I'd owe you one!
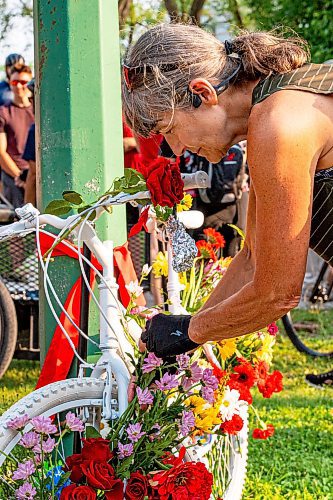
[85,425,102,438]
[62,190,83,205]
[45,199,72,216]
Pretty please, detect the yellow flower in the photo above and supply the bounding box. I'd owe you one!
[152,251,168,277]
[194,406,222,434]
[177,193,193,212]
[186,395,207,414]
[217,338,237,361]
[255,334,276,364]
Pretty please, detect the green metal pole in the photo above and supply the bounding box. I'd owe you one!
[34,0,126,366]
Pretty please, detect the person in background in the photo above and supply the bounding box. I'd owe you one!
[0,53,25,107]
[0,64,34,207]
[123,118,139,169]
[22,79,36,205]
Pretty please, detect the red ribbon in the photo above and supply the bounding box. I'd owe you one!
[36,232,144,389]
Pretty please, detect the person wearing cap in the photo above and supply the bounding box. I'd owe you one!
[0,64,34,207]
[0,53,25,107]
[122,24,333,368]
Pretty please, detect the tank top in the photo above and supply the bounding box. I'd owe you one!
[252,63,333,264]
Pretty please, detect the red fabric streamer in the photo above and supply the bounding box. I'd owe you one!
[36,232,144,389]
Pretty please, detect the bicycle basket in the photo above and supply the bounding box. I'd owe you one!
[0,232,38,301]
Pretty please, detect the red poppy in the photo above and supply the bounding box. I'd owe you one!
[196,240,217,261]
[252,424,275,439]
[258,370,283,398]
[230,361,256,389]
[203,228,226,249]
[220,414,244,435]
[151,461,213,500]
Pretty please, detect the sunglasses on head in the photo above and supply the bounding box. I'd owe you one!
[123,62,178,92]
[10,80,29,87]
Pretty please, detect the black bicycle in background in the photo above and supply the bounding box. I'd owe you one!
[282,262,333,358]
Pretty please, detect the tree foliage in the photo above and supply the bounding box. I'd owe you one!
[0,0,32,42]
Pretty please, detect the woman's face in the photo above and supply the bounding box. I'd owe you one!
[157,104,232,163]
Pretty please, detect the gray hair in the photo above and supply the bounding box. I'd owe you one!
[122,23,309,137]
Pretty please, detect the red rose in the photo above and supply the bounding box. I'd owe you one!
[151,461,213,500]
[125,471,148,499]
[60,484,96,500]
[252,424,275,440]
[80,460,123,494]
[64,454,84,483]
[220,414,244,435]
[81,438,113,462]
[143,157,184,207]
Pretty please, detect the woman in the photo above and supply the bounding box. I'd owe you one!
[122,24,333,383]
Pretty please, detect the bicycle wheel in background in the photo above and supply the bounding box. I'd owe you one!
[282,309,333,357]
[0,280,18,378]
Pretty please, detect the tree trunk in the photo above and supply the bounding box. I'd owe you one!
[228,0,245,29]
[164,0,182,22]
[118,0,132,27]
[189,0,206,25]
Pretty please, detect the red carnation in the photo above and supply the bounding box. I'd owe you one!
[228,380,253,404]
[230,361,256,389]
[267,322,279,336]
[151,461,213,500]
[220,414,244,435]
[203,228,225,249]
[211,363,227,382]
[252,424,275,439]
[258,370,283,398]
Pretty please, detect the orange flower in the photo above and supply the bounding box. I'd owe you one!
[203,228,225,249]
[196,240,217,261]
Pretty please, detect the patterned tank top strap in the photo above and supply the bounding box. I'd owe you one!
[252,63,333,105]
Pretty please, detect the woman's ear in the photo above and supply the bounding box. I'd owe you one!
[188,79,218,106]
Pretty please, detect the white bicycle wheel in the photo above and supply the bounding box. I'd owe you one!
[0,377,105,463]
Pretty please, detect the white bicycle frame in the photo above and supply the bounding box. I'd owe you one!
[0,171,210,423]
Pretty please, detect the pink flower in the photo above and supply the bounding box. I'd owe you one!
[117,442,134,459]
[181,376,195,392]
[19,431,39,449]
[176,354,190,370]
[180,411,195,436]
[136,386,154,406]
[65,412,85,432]
[33,437,56,454]
[201,386,215,404]
[142,352,163,373]
[30,416,57,434]
[7,414,29,430]
[12,460,35,480]
[190,361,203,381]
[155,372,179,391]
[126,422,145,442]
[15,482,37,499]
[267,322,279,336]
[202,368,219,390]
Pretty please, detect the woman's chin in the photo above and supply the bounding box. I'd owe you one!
[203,151,225,163]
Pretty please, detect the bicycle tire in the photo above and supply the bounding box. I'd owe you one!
[0,280,18,378]
[0,377,248,500]
[282,312,333,357]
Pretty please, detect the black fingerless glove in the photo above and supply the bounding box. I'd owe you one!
[141,313,200,359]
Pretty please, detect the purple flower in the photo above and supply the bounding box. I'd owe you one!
[7,414,29,430]
[33,437,56,454]
[180,410,195,437]
[15,482,37,499]
[202,368,219,390]
[126,422,145,442]
[30,416,57,434]
[12,460,35,480]
[65,412,85,432]
[181,376,196,392]
[202,386,215,404]
[136,386,154,406]
[155,372,179,391]
[19,431,39,449]
[117,442,134,459]
[142,352,163,373]
[190,362,203,381]
[176,354,190,370]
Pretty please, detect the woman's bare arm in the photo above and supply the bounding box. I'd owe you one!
[189,93,323,343]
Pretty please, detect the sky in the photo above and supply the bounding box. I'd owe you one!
[0,4,34,71]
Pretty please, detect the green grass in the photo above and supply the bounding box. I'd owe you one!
[0,310,332,499]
